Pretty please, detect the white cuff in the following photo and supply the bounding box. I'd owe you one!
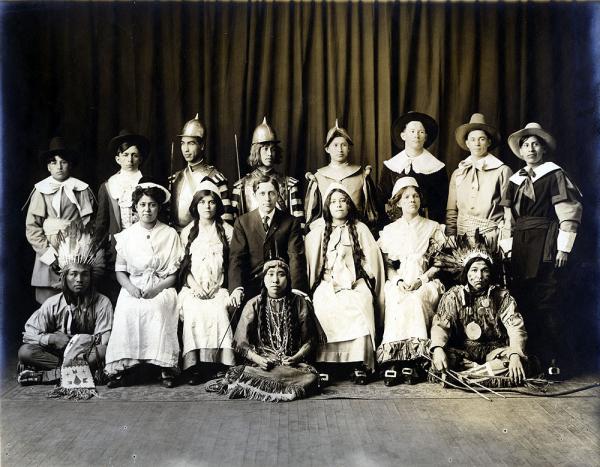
[499,237,513,254]
[418,273,430,284]
[39,246,58,266]
[557,230,577,253]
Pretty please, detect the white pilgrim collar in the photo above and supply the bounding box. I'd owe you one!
[509,162,561,186]
[383,149,445,175]
[34,176,89,194]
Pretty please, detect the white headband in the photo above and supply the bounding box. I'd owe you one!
[391,176,419,197]
[323,182,352,205]
[196,180,221,198]
[136,182,171,204]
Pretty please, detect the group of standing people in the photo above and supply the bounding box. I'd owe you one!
[18,110,582,401]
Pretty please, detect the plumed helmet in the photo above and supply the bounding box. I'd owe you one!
[324,119,353,148]
[177,113,206,140]
[252,117,280,144]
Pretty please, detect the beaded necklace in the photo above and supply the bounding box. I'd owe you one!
[264,296,290,358]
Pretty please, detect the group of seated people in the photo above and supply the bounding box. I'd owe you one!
[17,111,582,401]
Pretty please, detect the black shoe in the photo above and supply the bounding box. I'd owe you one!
[353,369,368,385]
[106,374,124,389]
[187,372,202,386]
[401,367,416,385]
[546,362,564,382]
[318,373,330,388]
[383,369,400,387]
[161,377,176,388]
[17,370,44,386]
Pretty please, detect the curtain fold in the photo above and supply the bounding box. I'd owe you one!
[1,1,596,224]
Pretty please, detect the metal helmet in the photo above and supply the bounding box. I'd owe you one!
[177,113,206,140]
[251,117,280,145]
[324,119,353,148]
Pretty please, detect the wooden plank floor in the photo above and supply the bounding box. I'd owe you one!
[2,396,599,466]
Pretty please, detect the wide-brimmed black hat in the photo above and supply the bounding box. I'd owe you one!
[392,111,439,149]
[108,129,150,158]
[40,136,79,166]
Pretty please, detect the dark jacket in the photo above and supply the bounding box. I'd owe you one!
[228,208,308,297]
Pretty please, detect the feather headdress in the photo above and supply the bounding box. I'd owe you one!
[433,230,501,278]
[55,221,105,277]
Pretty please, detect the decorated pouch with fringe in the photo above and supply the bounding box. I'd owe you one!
[47,334,99,401]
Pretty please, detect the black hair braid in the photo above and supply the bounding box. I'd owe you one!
[177,218,200,288]
[257,289,268,349]
[348,222,374,294]
[310,222,333,295]
[214,219,229,288]
[257,290,298,356]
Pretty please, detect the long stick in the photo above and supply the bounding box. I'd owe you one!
[234,133,245,215]
[446,368,507,398]
[423,354,493,400]
[428,370,492,402]
[442,369,494,401]
[216,303,242,354]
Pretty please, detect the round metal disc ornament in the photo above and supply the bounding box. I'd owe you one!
[466,321,482,340]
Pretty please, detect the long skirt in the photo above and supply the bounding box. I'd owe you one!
[210,363,319,402]
[178,287,235,370]
[377,279,443,364]
[105,287,180,376]
[312,280,376,370]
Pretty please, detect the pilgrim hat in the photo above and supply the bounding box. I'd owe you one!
[108,129,150,158]
[507,122,556,159]
[391,111,439,149]
[40,136,79,166]
[454,113,501,151]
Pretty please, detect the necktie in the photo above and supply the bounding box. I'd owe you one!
[48,180,82,216]
[518,168,536,202]
[456,158,485,190]
[263,216,270,232]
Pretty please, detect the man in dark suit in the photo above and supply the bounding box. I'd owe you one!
[229,175,308,308]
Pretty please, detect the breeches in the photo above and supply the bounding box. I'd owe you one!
[18,343,101,371]
[512,264,563,364]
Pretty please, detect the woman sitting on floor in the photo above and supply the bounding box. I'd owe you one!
[104,179,184,388]
[210,258,320,402]
[305,183,385,384]
[376,177,446,386]
[178,179,235,385]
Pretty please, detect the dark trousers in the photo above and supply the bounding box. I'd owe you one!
[512,264,569,368]
[18,343,101,371]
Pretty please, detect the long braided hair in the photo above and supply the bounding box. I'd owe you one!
[178,190,229,288]
[310,188,372,294]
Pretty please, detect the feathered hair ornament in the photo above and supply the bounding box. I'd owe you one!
[432,230,501,279]
[262,242,290,274]
[55,221,105,278]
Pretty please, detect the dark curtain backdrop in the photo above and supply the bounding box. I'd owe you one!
[2,1,599,366]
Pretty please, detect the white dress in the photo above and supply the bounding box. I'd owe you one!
[105,221,183,375]
[306,220,385,371]
[178,221,235,369]
[376,216,445,364]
